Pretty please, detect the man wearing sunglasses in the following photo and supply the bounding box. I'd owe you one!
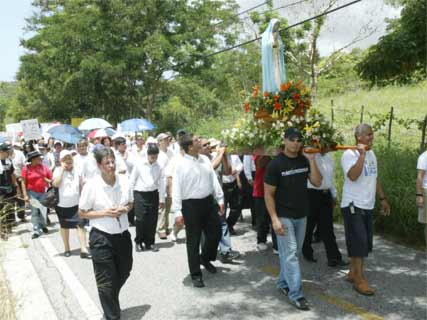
[264,127,322,311]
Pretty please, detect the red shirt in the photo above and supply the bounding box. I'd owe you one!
[253,155,268,198]
[22,164,52,193]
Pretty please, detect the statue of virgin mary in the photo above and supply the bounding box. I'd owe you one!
[261,18,286,93]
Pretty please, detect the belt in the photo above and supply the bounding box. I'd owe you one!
[309,189,330,194]
[134,190,158,194]
[91,227,129,238]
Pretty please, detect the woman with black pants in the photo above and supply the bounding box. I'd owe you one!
[79,148,133,320]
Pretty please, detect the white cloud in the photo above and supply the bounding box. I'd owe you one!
[236,0,400,56]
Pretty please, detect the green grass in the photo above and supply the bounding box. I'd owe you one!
[315,81,427,148]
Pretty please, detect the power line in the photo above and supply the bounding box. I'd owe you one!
[214,1,271,27]
[205,0,363,59]
[167,0,363,79]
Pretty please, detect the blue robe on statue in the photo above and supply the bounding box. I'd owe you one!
[261,18,287,93]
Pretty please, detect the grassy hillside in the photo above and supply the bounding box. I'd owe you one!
[315,81,427,147]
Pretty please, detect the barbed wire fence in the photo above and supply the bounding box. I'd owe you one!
[329,99,427,153]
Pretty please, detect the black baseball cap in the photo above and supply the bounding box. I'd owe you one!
[284,127,302,140]
[176,129,186,137]
[0,143,11,152]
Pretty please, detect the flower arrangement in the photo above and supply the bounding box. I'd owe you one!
[244,80,311,123]
[223,80,343,154]
[302,109,344,149]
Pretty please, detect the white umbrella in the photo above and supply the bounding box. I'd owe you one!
[78,118,112,131]
[93,128,116,138]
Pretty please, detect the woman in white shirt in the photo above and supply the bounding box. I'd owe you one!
[52,150,91,259]
[130,143,165,252]
[79,148,133,320]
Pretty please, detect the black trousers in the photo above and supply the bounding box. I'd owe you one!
[254,197,277,249]
[182,196,221,278]
[302,189,342,262]
[89,228,133,320]
[223,181,242,230]
[134,190,159,247]
[127,207,135,225]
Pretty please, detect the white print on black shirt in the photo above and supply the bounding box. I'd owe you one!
[281,167,309,176]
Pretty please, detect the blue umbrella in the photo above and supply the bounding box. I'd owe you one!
[119,118,155,132]
[48,124,85,144]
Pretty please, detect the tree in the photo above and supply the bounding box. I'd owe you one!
[248,1,377,100]
[16,0,240,123]
[356,0,427,85]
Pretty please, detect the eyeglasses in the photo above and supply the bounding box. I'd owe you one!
[202,143,210,147]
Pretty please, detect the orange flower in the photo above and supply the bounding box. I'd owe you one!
[273,95,280,101]
[280,82,291,91]
[244,102,250,113]
[273,102,282,110]
[263,91,270,97]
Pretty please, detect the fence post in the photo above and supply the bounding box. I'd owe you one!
[330,99,334,124]
[360,105,364,123]
[421,114,427,153]
[387,106,394,147]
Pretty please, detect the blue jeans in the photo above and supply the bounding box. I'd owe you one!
[276,217,307,301]
[218,215,231,254]
[28,190,46,234]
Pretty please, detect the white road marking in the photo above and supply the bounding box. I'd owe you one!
[39,237,102,320]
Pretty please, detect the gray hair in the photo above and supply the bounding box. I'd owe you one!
[354,123,372,140]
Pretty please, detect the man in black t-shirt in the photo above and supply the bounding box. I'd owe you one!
[264,128,322,311]
[0,143,19,240]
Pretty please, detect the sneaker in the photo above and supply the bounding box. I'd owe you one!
[220,250,240,263]
[170,232,177,242]
[273,248,279,255]
[220,252,233,263]
[279,287,289,296]
[289,297,310,311]
[42,227,49,234]
[159,232,167,240]
[257,243,268,251]
[31,233,40,239]
[228,250,241,259]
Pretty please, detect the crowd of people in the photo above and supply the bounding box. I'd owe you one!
[0,122,425,319]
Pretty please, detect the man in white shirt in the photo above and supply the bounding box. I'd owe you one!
[172,133,224,288]
[340,123,390,296]
[416,149,427,247]
[302,151,348,267]
[73,139,99,183]
[156,133,174,239]
[169,129,186,156]
[130,144,165,252]
[222,154,243,235]
[113,137,135,176]
[132,135,145,160]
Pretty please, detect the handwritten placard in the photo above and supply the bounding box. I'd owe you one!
[21,119,41,140]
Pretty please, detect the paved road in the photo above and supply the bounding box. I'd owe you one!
[2,209,427,320]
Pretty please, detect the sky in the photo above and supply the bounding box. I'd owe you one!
[0,0,400,82]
